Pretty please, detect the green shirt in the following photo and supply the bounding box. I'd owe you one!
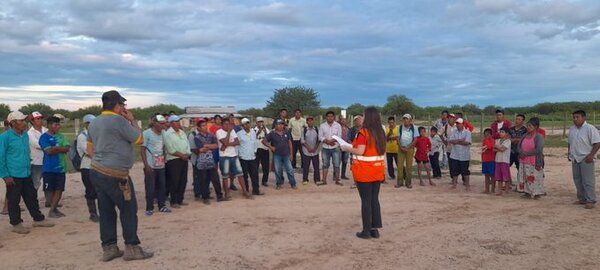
[164,128,192,161]
[0,129,31,179]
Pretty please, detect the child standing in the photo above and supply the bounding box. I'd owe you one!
[494,127,512,196]
[415,127,434,186]
[429,127,443,179]
[481,128,496,194]
[39,116,70,218]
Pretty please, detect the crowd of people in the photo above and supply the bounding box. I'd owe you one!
[1,90,599,253]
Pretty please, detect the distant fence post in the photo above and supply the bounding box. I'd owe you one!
[480,113,484,139]
[563,112,568,138]
[551,115,555,135]
[74,119,80,135]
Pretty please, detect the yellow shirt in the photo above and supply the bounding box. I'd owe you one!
[385,126,399,153]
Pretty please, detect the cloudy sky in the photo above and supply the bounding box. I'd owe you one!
[2,0,600,110]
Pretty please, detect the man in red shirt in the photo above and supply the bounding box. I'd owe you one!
[491,109,512,139]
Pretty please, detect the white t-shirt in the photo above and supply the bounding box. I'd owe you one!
[216,129,239,157]
[28,126,48,165]
[495,138,511,163]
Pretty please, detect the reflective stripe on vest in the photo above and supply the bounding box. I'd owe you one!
[352,155,385,162]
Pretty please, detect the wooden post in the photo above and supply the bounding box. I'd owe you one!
[480,113,484,139]
[563,112,568,138]
[551,115,554,134]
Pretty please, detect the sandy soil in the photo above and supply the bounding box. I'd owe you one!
[1,146,600,270]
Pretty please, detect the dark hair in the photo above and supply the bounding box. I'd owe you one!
[280,108,288,112]
[387,116,395,121]
[222,118,230,124]
[527,117,540,128]
[418,126,426,132]
[456,112,464,117]
[362,107,386,155]
[102,101,118,111]
[430,126,438,132]
[516,114,526,120]
[295,109,301,113]
[46,116,61,124]
[197,120,207,127]
[214,114,222,120]
[484,128,492,135]
[500,127,510,133]
[325,111,335,117]
[573,110,586,117]
[496,109,504,115]
[442,110,449,115]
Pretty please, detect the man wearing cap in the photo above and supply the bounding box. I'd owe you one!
[141,115,172,215]
[1,111,55,234]
[87,90,153,261]
[442,114,458,170]
[300,115,321,185]
[238,118,263,196]
[288,109,307,169]
[448,118,472,190]
[39,116,70,218]
[217,118,252,198]
[77,114,99,222]
[254,117,271,186]
[164,115,192,208]
[396,114,418,189]
[319,111,343,186]
[263,119,297,189]
[27,111,49,205]
[192,118,225,204]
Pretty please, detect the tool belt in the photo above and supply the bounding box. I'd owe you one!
[91,161,132,201]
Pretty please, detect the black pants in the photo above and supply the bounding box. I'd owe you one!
[256,148,270,184]
[197,168,223,199]
[356,181,382,232]
[302,154,321,182]
[292,140,303,168]
[6,177,45,226]
[429,152,441,177]
[90,170,140,246]
[510,152,520,170]
[166,159,188,205]
[80,169,98,200]
[386,153,398,178]
[144,168,166,211]
[240,159,260,193]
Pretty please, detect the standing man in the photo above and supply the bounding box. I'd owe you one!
[448,118,472,191]
[217,118,252,199]
[385,117,399,181]
[77,114,99,222]
[349,115,364,143]
[300,116,321,185]
[340,116,351,180]
[396,114,418,189]
[192,119,225,203]
[238,118,263,196]
[434,111,450,169]
[263,119,297,189]
[288,109,306,169]
[254,117,271,187]
[568,110,600,209]
[491,109,512,139]
[141,115,171,215]
[319,111,343,186]
[272,109,289,129]
[164,115,192,209]
[509,114,528,172]
[87,90,153,261]
[27,111,48,205]
[1,111,54,234]
[39,116,70,218]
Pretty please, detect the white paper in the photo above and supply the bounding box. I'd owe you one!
[332,135,352,148]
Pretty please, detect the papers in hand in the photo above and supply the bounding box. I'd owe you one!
[332,135,352,148]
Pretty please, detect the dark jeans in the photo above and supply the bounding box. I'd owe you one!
[80,169,98,200]
[292,140,303,168]
[197,168,223,199]
[256,149,270,184]
[386,153,398,178]
[192,165,199,197]
[356,181,382,232]
[429,152,441,177]
[240,159,260,193]
[341,151,349,178]
[90,170,140,247]
[510,152,520,169]
[6,177,45,226]
[166,159,188,205]
[302,154,321,182]
[144,168,166,211]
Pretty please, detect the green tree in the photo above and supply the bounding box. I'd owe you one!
[71,105,103,120]
[483,105,499,115]
[0,103,10,120]
[19,103,54,118]
[382,95,417,116]
[346,103,366,116]
[238,107,265,117]
[264,86,321,117]
[461,103,481,115]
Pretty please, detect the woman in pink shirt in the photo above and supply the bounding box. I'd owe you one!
[516,117,545,199]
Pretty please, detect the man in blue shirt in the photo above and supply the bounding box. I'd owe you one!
[39,116,70,218]
[0,111,54,234]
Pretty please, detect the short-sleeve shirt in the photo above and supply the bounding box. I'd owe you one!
[508,126,528,153]
[414,136,432,161]
[449,129,472,161]
[163,128,191,161]
[39,132,69,173]
[482,137,496,162]
[385,126,399,153]
[398,125,418,147]
[216,129,239,157]
[88,112,141,171]
[142,129,165,169]
[237,129,257,160]
[301,127,319,157]
[254,126,270,150]
[568,122,600,163]
[288,117,307,141]
[266,130,291,156]
[188,130,199,165]
[193,132,217,170]
[495,138,511,163]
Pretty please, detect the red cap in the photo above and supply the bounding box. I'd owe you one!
[195,117,206,124]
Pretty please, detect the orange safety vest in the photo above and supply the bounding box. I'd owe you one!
[351,129,385,182]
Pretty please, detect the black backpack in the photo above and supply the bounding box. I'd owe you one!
[68,132,84,171]
[303,126,318,141]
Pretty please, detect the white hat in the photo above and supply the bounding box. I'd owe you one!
[241,118,251,124]
[168,115,181,122]
[53,113,65,120]
[402,114,412,120]
[256,117,264,122]
[7,111,27,122]
[83,114,96,123]
[31,111,43,119]
[155,115,167,123]
[456,118,464,124]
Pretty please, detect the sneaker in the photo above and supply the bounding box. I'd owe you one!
[48,210,62,219]
[32,219,55,228]
[159,207,172,213]
[370,229,380,239]
[315,181,325,186]
[12,224,30,234]
[291,185,298,190]
[145,210,153,216]
[356,231,371,240]
[302,180,309,185]
[123,245,154,261]
[101,245,124,262]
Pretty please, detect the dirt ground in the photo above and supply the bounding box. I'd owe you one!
[1,146,600,270]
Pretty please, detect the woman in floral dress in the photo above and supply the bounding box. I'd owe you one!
[517,117,545,199]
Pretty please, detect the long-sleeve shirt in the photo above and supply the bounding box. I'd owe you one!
[164,128,192,161]
[77,129,92,169]
[0,129,31,178]
[319,121,342,149]
[27,126,47,166]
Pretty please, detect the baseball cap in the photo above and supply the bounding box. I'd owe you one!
[195,117,206,124]
[155,115,167,123]
[353,115,362,121]
[275,119,285,125]
[31,111,43,119]
[168,115,181,122]
[456,118,464,124]
[256,117,265,122]
[53,113,65,120]
[83,114,96,123]
[102,90,127,104]
[306,115,314,120]
[7,111,27,122]
[241,118,251,124]
[402,114,412,120]
[449,113,456,118]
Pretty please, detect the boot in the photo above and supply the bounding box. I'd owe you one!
[87,199,99,223]
[101,245,124,262]
[123,245,154,261]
